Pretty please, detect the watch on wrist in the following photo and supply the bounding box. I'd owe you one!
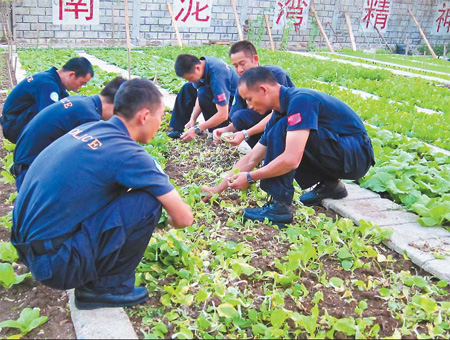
[194,125,202,135]
[242,129,250,141]
[247,172,256,184]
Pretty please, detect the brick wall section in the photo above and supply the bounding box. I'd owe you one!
[10,0,450,51]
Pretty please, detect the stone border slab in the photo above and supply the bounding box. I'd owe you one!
[323,184,450,282]
[67,290,138,339]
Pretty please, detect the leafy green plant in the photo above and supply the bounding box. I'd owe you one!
[0,307,48,337]
[0,263,31,289]
[0,241,18,263]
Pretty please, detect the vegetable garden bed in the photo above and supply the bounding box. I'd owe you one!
[1,47,449,339]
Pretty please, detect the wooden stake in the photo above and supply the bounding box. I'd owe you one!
[405,39,410,59]
[371,20,393,53]
[443,43,447,58]
[167,2,183,48]
[344,12,356,51]
[310,3,334,53]
[230,0,244,41]
[264,14,275,51]
[408,9,437,59]
[124,0,132,79]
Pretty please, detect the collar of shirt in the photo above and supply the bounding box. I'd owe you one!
[109,116,130,137]
[90,94,102,118]
[49,66,65,90]
[199,56,210,85]
[277,85,290,116]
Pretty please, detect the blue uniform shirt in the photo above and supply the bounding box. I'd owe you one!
[192,56,239,106]
[14,95,102,167]
[1,67,69,143]
[260,86,368,146]
[12,116,174,244]
[230,65,295,116]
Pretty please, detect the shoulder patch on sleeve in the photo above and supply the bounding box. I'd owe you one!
[288,113,302,125]
[217,93,227,102]
[50,92,59,102]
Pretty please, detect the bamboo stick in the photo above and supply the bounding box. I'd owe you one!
[230,0,244,41]
[310,3,334,52]
[344,12,356,51]
[167,2,183,48]
[264,14,275,51]
[408,9,437,59]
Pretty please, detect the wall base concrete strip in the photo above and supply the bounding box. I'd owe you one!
[67,290,138,339]
[322,185,450,281]
[77,51,177,110]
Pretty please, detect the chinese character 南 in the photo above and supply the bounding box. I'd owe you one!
[175,0,210,22]
[436,2,450,33]
[59,0,93,21]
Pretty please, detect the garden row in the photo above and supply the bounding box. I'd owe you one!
[83,47,450,227]
[0,47,449,339]
[317,49,450,78]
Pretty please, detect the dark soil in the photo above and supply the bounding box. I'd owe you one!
[0,51,76,339]
[128,132,449,339]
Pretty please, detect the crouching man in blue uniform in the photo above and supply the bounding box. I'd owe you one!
[213,40,295,148]
[167,54,239,141]
[12,76,127,192]
[202,68,374,226]
[11,78,193,309]
[1,57,94,143]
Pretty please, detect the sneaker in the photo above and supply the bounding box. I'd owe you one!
[74,286,149,310]
[300,180,348,206]
[243,198,294,227]
[167,130,182,139]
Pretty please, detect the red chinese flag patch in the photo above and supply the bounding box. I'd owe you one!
[217,93,227,102]
[288,113,302,125]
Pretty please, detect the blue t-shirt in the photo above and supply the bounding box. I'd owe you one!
[260,86,367,146]
[1,67,69,143]
[230,65,295,116]
[14,95,102,167]
[12,116,174,243]
[192,56,239,106]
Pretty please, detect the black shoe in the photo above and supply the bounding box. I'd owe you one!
[167,130,182,139]
[74,286,149,310]
[300,180,348,206]
[243,199,294,227]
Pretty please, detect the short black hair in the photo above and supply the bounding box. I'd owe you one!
[239,67,277,90]
[62,57,94,78]
[174,54,201,77]
[100,76,127,103]
[229,40,258,58]
[113,78,163,120]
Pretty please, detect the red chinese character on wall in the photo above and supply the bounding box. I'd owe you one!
[362,0,391,31]
[436,2,450,33]
[59,0,93,21]
[275,0,309,30]
[175,0,210,22]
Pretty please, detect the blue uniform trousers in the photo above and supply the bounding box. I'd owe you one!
[1,108,33,144]
[230,109,266,148]
[260,117,374,204]
[169,83,230,132]
[14,190,162,294]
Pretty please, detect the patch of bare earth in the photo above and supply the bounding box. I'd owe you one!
[0,51,76,339]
